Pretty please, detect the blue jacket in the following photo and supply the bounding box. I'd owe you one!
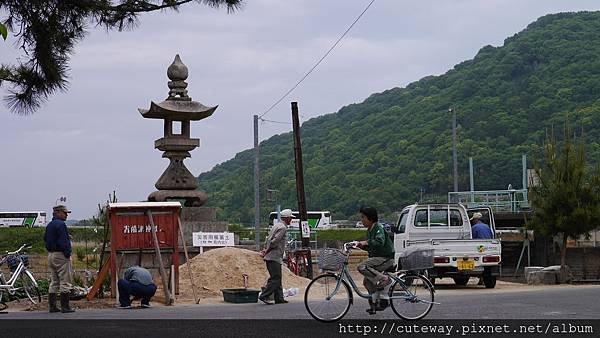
[471,221,493,239]
[44,217,72,258]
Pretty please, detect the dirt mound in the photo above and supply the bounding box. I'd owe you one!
[178,247,310,299]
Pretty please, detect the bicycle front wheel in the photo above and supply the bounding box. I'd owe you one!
[389,273,434,320]
[20,270,41,305]
[304,273,352,322]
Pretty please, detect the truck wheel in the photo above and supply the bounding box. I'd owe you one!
[483,276,496,288]
[452,276,470,286]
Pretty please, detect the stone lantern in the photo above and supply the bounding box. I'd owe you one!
[139,55,217,207]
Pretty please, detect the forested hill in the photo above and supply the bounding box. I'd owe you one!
[199,12,600,223]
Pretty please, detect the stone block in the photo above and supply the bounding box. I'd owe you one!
[542,265,573,283]
[181,207,217,222]
[540,271,555,284]
[527,271,543,284]
[525,267,542,283]
[524,266,544,274]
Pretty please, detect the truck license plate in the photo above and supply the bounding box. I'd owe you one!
[457,260,475,270]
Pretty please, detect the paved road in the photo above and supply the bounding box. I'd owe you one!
[1,284,599,320]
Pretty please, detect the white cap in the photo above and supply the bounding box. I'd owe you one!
[280,209,294,218]
[470,212,483,221]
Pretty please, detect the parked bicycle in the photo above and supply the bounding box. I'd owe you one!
[285,239,309,277]
[304,241,437,322]
[0,244,41,310]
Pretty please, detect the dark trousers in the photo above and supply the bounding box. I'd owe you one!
[262,260,284,302]
[118,279,157,306]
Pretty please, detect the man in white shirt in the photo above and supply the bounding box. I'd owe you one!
[259,209,292,305]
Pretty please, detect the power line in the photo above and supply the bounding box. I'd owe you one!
[258,0,377,119]
[260,118,291,125]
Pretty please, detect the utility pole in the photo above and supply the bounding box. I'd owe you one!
[469,157,474,203]
[254,115,260,250]
[451,108,458,193]
[291,102,313,279]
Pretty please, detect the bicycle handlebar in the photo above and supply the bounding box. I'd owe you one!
[343,241,359,252]
[6,244,30,255]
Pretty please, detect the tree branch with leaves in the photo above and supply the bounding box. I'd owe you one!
[528,121,600,282]
[0,0,243,115]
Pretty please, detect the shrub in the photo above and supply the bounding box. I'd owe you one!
[75,247,86,262]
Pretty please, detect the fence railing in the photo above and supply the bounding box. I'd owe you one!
[448,189,530,213]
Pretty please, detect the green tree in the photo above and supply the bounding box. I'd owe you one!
[528,122,600,281]
[0,0,243,115]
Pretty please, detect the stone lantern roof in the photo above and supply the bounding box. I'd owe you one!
[138,54,218,121]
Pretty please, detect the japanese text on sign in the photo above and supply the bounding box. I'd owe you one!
[122,224,154,234]
[192,232,235,247]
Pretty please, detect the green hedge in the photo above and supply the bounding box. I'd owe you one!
[0,227,103,254]
[0,228,47,254]
[314,229,367,242]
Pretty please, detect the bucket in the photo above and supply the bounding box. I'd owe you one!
[221,288,260,303]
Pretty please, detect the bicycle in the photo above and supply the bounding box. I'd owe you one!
[304,242,437,322]
[285,239,309,277]
[0,244,41,310]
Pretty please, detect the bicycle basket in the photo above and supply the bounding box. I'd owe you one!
[20,254,29,268]
[7,255,19,272]
[318,248,346,271]
[398,248,434,271]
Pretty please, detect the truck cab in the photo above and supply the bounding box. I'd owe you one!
[393,204,501,288]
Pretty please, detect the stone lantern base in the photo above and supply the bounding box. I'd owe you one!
[148,190,208,207]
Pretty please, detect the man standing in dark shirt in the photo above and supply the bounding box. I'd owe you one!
[43,205,74,313]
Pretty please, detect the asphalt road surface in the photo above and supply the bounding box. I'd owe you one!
[1,284,599,320]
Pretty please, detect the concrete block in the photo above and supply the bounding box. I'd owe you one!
[542,265,561,272]
[524,266,544,274]
[541,270,557,284]
[524,266,544,283]
[527,271,544,284]
[541,265,573,283]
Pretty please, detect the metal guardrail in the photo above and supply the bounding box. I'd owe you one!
[448,189,530,213]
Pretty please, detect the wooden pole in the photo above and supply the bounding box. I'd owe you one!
[86,255,111,301]
[177,216,199,304]
[147,210,172,305]
[291,101,313,279]
[254,114,261,251]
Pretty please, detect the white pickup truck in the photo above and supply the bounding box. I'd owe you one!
[392,204,501,288]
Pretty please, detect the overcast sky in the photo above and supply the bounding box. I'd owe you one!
[1,0,599,220]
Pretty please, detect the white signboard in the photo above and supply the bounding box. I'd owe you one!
[301,221,310,238]
[193,232,235,247]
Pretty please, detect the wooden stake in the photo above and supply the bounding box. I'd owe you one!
[177,216,199,304]
[147,210,172,305]
[86,255,111,301]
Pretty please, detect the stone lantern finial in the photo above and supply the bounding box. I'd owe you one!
[167,54,191,101]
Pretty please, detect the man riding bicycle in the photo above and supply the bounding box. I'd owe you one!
[356,206,395,314]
